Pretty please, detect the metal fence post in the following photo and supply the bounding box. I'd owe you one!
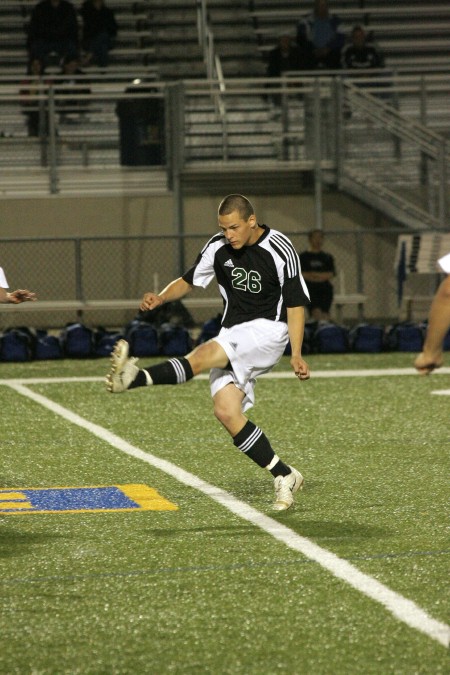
[355,230,364,295]
[438,141,447,228]
[47,85,59,194]
[313,77,323,230]
[167,82,186,276]
[334,76,343,188]
[419,76,428,186]
[74,238,84,302]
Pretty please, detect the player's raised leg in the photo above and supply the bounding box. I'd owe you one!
[106,338,229,393]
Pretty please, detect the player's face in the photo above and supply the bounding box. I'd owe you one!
[218,210,258,249]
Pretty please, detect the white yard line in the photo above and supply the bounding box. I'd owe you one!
[5,381,450,649]
[0,366,450,386]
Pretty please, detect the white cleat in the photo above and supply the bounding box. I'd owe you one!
[273,466,304,511]
[106,339,139,393]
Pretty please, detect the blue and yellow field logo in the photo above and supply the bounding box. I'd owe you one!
[0,484,178,514]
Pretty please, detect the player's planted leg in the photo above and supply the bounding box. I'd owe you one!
[273,466,304,511]
[213,384,304,511]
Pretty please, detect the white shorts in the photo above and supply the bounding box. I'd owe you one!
[209,318,289,412]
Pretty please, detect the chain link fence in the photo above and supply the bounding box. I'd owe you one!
[0,229,444,330]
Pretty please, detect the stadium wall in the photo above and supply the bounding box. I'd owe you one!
[0,191,412,326]
[0,191,385,238]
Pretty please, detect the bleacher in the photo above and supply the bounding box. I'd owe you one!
[148,0,265,80]
[0,0,448,193]
[249,0,450,71]
[0,0,157,76]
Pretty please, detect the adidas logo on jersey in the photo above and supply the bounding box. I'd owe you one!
[224,259,234,268]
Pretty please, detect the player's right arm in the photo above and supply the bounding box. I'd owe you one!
[140,277,193,311]
[0,287,37,304]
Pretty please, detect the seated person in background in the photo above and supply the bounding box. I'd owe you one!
[80,0,118,68]
[267,33,314,78]
[341,25,384,70]
[27,0,79,68]
[57,56,92,121]
[20,57,49,137]
[297,0,344,70]
[299,229,335,321]
[266,33,314,104]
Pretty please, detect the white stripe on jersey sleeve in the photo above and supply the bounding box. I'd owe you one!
[269,231,300,278]
[191,235,226,289]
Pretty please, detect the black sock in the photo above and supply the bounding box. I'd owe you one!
[269,460,292,478]
[146,357,194,385]
[128,370,147,389]
[233,420,290,477]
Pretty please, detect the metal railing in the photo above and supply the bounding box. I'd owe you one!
[196,0,228,153]
[0,71,448,228]
[337,78,448,228]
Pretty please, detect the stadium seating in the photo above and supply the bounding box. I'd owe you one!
[249,0,450,71]
[0,0,448,193]
[0,1,157,76]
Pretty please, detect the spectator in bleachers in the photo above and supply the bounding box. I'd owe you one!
[297,0,344,70]
[56,55,91,122]
[266,33,314,105]
[341,25,384,70]
[27,0,79,68]
[80,0,118,68]
[20,57,49,137]
[267,33,314,79]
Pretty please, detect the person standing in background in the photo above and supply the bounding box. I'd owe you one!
[299,229,335,321]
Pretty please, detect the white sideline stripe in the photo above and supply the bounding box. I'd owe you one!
[431,389,450,395]
[6,382,450,649]
[1,366,450,386]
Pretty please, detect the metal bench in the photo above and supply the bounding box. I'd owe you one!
[0,297,224,328]
[333,294,367,323]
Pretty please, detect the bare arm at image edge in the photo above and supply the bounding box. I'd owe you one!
[0,267,37,304]
[414,273,450,374]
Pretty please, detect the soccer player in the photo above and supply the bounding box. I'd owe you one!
[414,253,450,374]
[106,194,311,511]
[0,266,36,304]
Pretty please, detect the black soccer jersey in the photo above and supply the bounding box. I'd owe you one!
[182,225,310,328]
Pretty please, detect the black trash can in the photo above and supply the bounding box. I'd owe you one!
[116,84,165,166]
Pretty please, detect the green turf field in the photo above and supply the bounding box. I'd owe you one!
[1,354,449,674]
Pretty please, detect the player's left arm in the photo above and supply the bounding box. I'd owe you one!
[287,305,310,381]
